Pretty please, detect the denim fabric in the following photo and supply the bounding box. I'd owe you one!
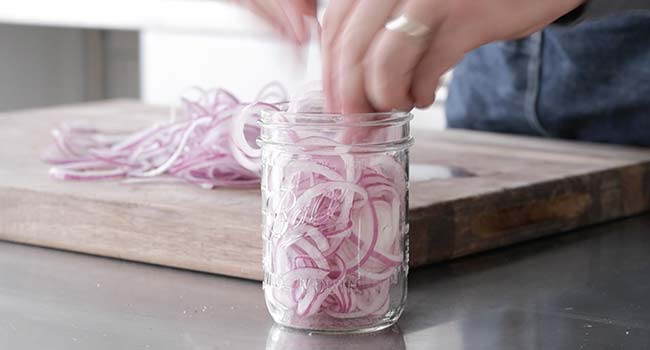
[446,13,650,147]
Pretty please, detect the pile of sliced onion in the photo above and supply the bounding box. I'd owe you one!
[43,83,287,188]
[262,110,407,329]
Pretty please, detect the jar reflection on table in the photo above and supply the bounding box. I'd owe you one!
[265,324,406,350]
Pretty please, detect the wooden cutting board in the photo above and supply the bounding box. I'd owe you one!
[2,100,649,280]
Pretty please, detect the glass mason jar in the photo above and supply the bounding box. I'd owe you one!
[259,108,413,333]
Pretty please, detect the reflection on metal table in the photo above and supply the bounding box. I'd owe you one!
[1,214,649,349]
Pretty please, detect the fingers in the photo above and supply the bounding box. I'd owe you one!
[278,1,307,44]
[241,0,317,44]
[320,0,580,115]
[297,0,318,18]
[322,0,358,112]
[410,39,462,109]
[322,0,459,113]
[279,0,318,45]
[406,1,464,109]
[365,30,423,112]
[337,0,400,113]
[365,0,448,112]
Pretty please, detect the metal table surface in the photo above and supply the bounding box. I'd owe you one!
[1,214,649,350]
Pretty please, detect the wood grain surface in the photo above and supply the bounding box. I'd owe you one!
[1,100,649,280]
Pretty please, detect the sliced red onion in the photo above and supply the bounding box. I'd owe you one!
[262,95,408,330]
[43,83,286,188]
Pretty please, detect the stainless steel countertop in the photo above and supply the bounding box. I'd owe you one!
[2,214,650,349]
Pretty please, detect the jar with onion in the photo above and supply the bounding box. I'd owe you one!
[259,104,413,333]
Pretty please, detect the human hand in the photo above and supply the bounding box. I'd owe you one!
[322,0,584,113]
[238,0,318,45]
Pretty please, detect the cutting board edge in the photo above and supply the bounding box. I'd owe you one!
[0,186,264,281]
[408,161,650,267]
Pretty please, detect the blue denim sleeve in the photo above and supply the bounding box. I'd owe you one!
[446,13,650,147]
[560,0,650,24]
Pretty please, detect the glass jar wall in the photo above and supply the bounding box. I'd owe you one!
[259,109,413,333]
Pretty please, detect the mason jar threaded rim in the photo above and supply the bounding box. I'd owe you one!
[260,110,413,128]
[259,109,414,151]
